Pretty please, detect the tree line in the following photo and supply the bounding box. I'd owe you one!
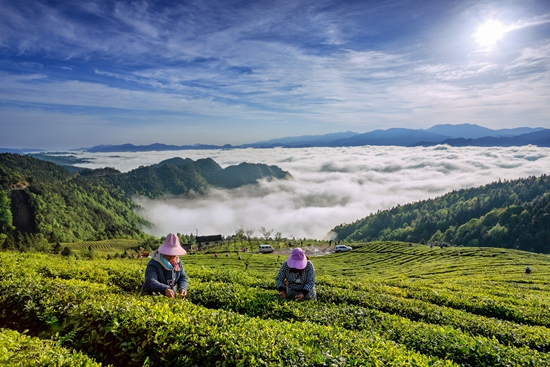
[333,174,550,253]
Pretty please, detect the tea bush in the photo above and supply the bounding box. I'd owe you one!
[1,243,549,366]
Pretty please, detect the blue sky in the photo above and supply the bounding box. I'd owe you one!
[1,0,550,150]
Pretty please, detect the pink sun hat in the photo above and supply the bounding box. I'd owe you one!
[287,248,307,269]
[157,233,187,256]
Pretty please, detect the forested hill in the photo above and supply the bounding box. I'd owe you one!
[0,154,291,246]
[332,175,550,253]
[0,153,148,245]
[84,156,291,197]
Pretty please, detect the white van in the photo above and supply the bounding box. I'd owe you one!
[259,244,274,253]
[334,244,352,253]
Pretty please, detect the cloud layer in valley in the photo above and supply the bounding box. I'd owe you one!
[73,146,550,239]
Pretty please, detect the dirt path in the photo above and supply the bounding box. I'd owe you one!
[272,244,335,257]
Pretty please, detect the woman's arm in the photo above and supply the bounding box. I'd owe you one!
[177,262,189,291]
[275,262,289,291]
[142,262,169,294]
[302,262,316,293]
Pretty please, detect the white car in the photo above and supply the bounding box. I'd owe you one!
[259,244,274,253]
[334,245,352,253]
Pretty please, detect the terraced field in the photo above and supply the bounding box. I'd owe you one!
[64,238,142,256]
[1,241,549,366]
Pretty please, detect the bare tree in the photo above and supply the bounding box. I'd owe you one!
[234,227,245,244]
[245,228,255,243]
[259,227,274,241]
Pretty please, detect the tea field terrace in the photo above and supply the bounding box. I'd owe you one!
[1,241,550,366]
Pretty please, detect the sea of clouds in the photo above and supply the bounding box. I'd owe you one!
[73,145,550,240]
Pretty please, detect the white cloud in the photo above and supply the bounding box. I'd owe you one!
[508,14,550,33]
[72,146,550,239]
[505,41,550,70]
[414,62,498,81]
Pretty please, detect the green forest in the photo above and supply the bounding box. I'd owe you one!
[2,152,550,254]
[333,175,550,253]
[0,153,289,248]
[94,157,290,197]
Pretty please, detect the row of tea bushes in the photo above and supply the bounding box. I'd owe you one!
[385,279,550,327]
[185,281,550,366]
[315,284,550,352]
[0,268,458,366]
[0,328,108,367]
[3,252,548,356]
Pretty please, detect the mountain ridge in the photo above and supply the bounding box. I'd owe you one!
[0,153,291,243]
[413,129,550,147]
[79,124,548,152]
[1,124,547,153]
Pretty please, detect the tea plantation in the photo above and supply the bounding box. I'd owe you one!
[1,241,550,366]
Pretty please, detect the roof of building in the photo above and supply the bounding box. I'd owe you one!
[196,235,223,242]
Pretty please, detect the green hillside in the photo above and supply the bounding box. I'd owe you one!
[1,242,549,366]
[77,156,290,198]
[0,153,148,245]
[333,174,550,253]
[95,159,210,198]
[23,154,290,198]
[0,153,290,247]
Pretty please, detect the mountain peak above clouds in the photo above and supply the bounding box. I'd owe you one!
[424,123,545,139]
[324,128,451,147]
[240,131,359,148]
[70,123,550,153]
[416,129,550,148]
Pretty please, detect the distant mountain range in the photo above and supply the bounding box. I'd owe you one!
[1,124,548,154]
[80,124,547,152]
[83,143,234,153]
[411,130,550,148]
[249,124,549,149]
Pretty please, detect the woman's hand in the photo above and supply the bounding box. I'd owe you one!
[165,288,175,298]
[295,294,304,301]
[179,289,187,298]
[279,290,286,299]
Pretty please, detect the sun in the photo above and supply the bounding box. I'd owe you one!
[474,21,507,47]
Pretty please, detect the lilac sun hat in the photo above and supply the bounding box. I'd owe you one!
[157,233,187,256]
[287,248,307,270]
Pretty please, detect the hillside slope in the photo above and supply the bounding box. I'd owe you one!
[0,153,148,245]
[332,174,550,253]
[0,153,291,245]
[88,156,291,198]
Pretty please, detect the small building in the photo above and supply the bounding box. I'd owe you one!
[181,243,193,253]
[196,235,223,248]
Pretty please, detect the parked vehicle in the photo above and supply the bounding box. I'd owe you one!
[259,244,275,253]
[334,245,352,253]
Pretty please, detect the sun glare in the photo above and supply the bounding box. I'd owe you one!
[474,20,507,47]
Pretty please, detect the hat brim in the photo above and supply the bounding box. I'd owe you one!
[287,257,307,269]
[157,245,187,256]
